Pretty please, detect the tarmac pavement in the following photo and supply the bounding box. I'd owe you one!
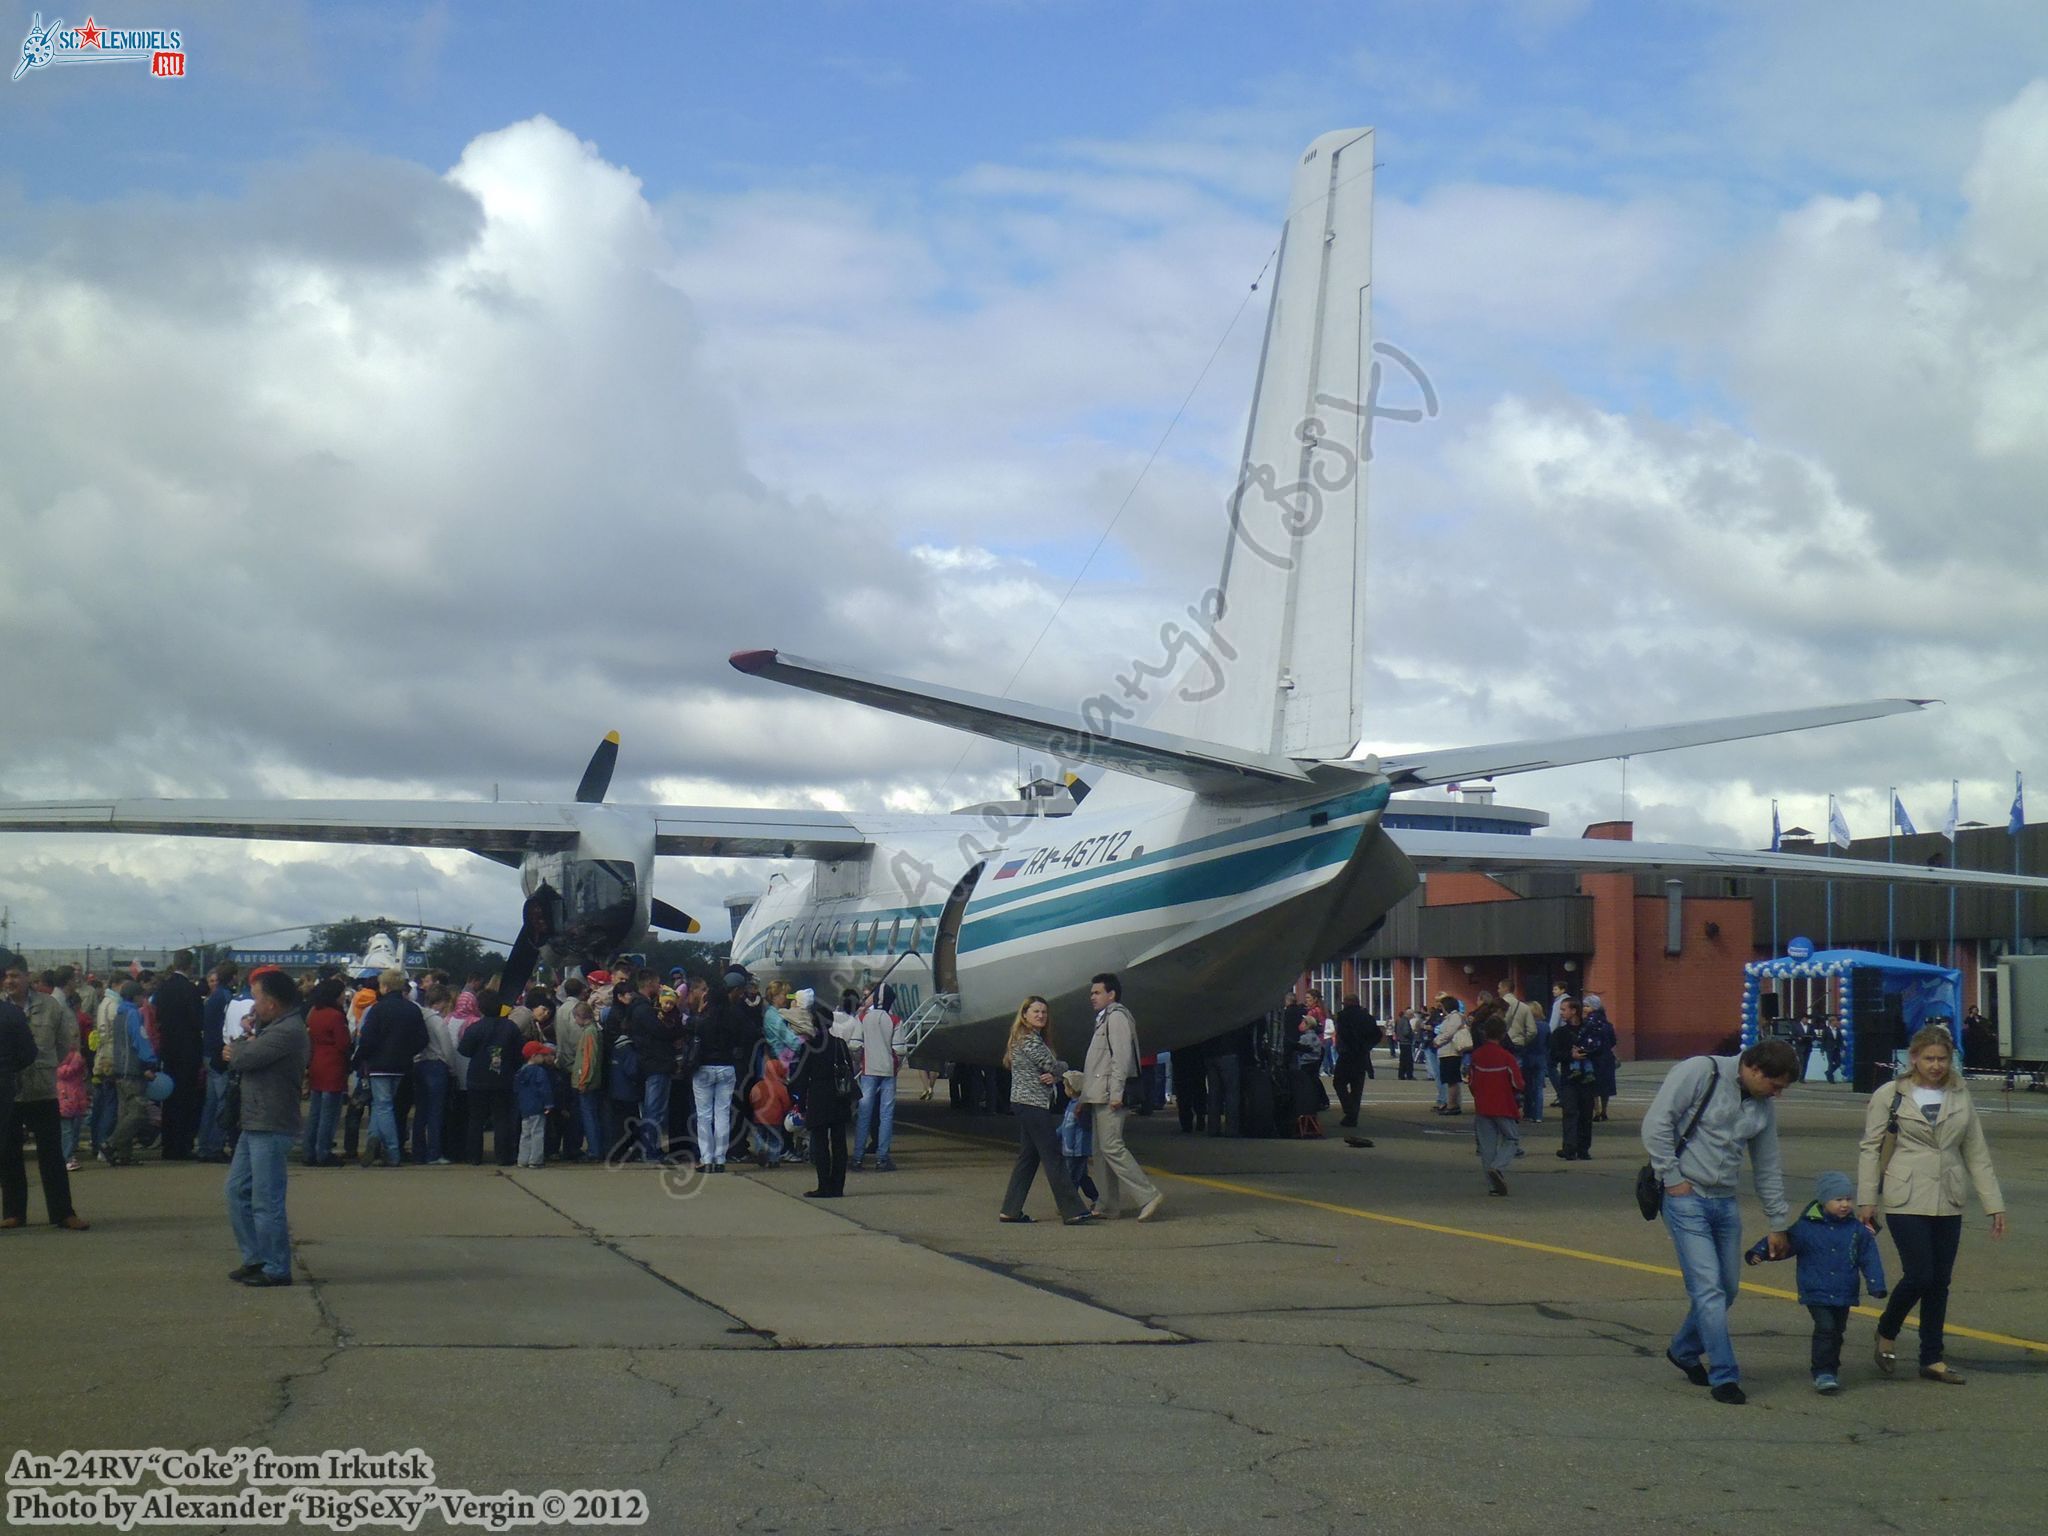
[2,1060,2043,1535]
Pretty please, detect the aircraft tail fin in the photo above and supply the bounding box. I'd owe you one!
[1148,128,1376,765]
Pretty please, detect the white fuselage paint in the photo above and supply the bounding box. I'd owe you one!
[718,775,1405,1065]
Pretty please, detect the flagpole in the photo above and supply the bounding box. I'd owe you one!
[2015,771,2025,954]
[1948,780,1959,975]
[1887,786,1896,957]
[1825,795,1835,951]
[1770,798,1780,960]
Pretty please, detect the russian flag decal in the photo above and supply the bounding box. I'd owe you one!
[994,858,1027,880]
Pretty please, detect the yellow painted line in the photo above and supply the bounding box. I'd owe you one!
[902,1119,2048,1356]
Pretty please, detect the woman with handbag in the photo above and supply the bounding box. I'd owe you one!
[996,998,1093,1225]
[1856,1024,2007,1384]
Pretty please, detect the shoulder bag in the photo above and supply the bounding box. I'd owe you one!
[1635,1061,1720,1221]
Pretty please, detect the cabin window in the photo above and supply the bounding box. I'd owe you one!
[889,917,901,951]
[864,919,880,952]
[910,916,926,955]
[829,921,845,956]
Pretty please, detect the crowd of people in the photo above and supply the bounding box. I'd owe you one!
[0,955,2015,1397]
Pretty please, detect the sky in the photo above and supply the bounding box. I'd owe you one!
[2,0,2046,951]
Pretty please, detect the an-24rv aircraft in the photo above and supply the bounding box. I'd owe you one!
[6,129,2041,1062]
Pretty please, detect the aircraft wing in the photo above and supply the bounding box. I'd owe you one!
[730,649,1311,793]
[1388,828,2048,892]
[1376,699,1933,788]
[650,807,876,860]
[0,798,584,853]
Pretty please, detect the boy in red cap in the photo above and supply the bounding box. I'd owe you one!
[1467,1017,1525,1197]
[514,1041,557,1168]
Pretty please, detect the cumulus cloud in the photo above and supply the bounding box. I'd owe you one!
[6,74,2048,948]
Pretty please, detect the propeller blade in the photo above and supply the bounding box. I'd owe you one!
[575,731,621,804]
[495,889,556,1011]
[650,897,701,935]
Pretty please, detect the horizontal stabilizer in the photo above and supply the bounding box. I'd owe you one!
[730,649,1312,793]
[1388,827,2048,892]
[1378,699,1933,788]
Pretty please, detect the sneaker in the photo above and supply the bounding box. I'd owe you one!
[228,1263,264,1282]
[361,1134,384,1168]
[239,1271,294,1288]
[1710,1382,1746,1405]
[876,1158,897,1172]
[1137,1192,1166,1222]
[1486,1169,1508,1197]
[1813,1373,1841,1394]
[1063,1212,1097,1226]
[1666,1349,1710,1387]
[850,1159,865,1172]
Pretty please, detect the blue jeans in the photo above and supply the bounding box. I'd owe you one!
[1519,1048,1548,1121]
[60,1116,82,1162]
[693,1065,736,1164]
[303,1090,342,1164]
[225,1130,293,1279]
[196,1066,230,1157]
[1663,1192,1745,1385]
[639,1072,673,1161]
[410,1060,449,1162]
[367,1076,403,1164]
[855,1073,896,1163]
[579,1089,607,1161]
[91,1081,117,1150]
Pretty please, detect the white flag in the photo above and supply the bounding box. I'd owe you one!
[1828,797,1852,850]
[1943,781,1958,843]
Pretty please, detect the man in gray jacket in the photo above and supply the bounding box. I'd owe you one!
[224,969,309,1287]
[1641,1039,1798,1403]
[1,963,87,1230]
[1082,974,1163,1221]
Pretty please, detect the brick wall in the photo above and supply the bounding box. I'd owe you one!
[1633,894,1751,1059]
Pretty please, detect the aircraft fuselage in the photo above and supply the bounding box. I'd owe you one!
[728,775,1410,1065]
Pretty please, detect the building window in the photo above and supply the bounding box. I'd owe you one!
[1352,957,1396,1019]
[1409,963,1427,1013]
[1312,961,1342,1011]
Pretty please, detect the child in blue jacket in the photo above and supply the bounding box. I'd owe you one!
[1058,1084,1099,1210]
[1747,1170,1887,1393]
[514,1042,558,1168]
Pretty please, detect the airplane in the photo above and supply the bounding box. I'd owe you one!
[5,127,2044,1062]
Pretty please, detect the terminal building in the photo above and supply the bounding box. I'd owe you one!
[1291,790,2048,1061]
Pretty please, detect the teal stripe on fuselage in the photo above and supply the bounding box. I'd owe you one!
[958,822,1364,954]
[734,781,1390,964]
[967,780,1390,916]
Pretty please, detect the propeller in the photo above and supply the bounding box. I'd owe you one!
[492,887,559,1017]
[650,897,701,935]
[575,730,621,804]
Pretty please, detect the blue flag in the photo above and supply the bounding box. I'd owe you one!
[1828,797,1852,850]
[2012,772,2025,837]
[1770,800,1781,852]
[1893,793,1916,837]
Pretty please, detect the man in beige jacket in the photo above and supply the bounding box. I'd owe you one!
[1081,973,1163,1221]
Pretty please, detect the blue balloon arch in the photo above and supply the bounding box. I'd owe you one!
[1741,947,1961,1078]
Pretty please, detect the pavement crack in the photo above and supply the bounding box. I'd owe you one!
[1333,1343,1420,1385]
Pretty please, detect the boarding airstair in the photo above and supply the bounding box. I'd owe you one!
[896,992,960,1059]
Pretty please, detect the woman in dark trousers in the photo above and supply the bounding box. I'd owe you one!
[790,1002,852,1198]
[1858,1025,2007,1383]
[458,996,523,1167]
[997,997,1092,1225]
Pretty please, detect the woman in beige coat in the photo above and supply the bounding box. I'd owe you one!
[1856,1025,2007,1384]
